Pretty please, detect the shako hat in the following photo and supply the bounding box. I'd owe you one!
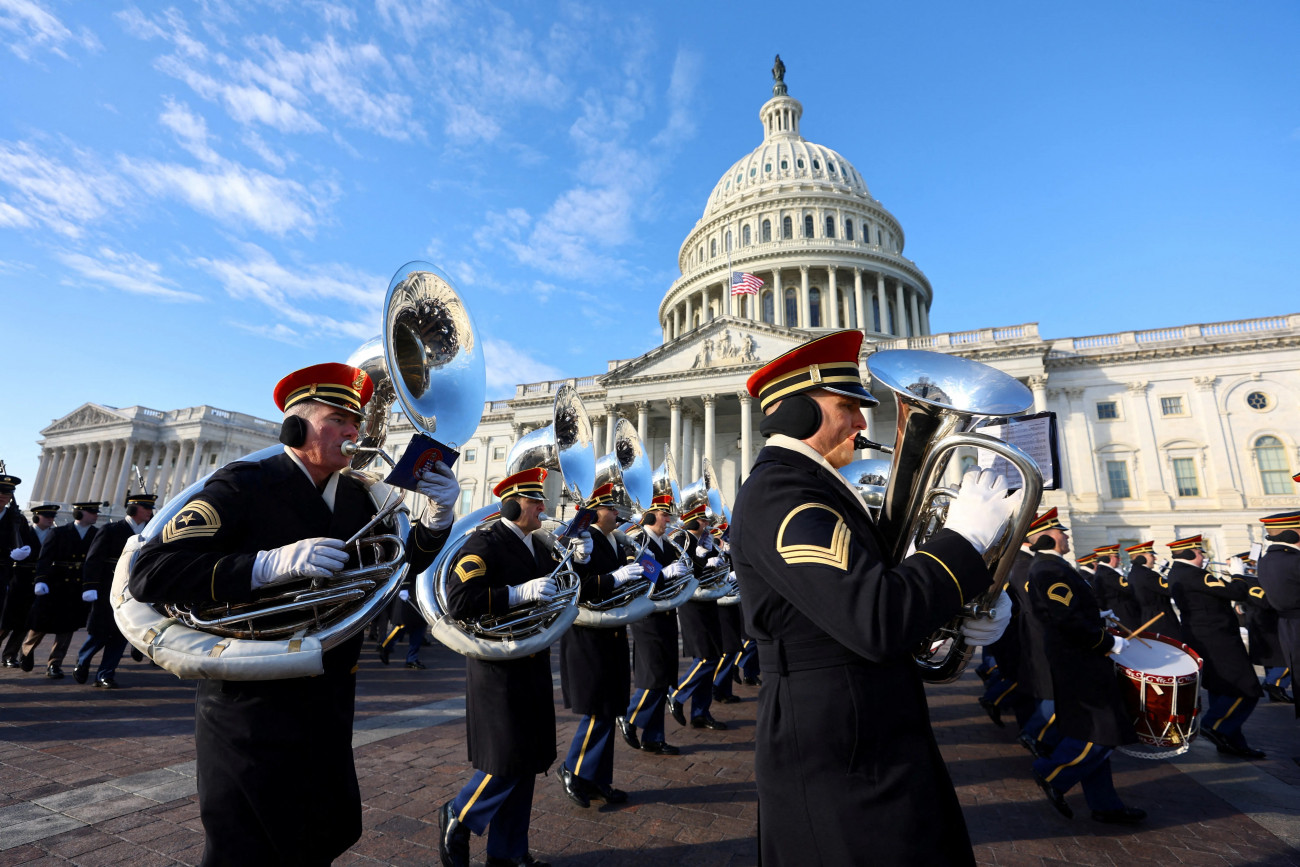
[746,331,877,412]
[1167,534,1203,553]
[273,362,374,419]
[1027,506,1065,536]
[494,467,547,501]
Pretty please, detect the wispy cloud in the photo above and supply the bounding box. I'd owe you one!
[160,98,221,164]
[227,320,306,345]
[0,141,129,238]
[1,0,101,62]
[483,337,562,396]
[59,247,202,302]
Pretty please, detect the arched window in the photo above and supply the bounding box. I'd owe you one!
[1255,436,1293,494]
[710,239,717,257]
[825,216,835,239]
[782,216,792,239]
[725,230,732,252]
[762,290,775,324]
[845,219,855,241]
[809,287,822,327]
[742,225,751,246]
[697,244,703,263]
[457,485,475,516]
[761,219,771,242]
[803,214,814,238]
[693,311,701,329]
[784,288,798,326]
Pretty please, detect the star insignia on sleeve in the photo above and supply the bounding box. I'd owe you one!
[161,500,222,544]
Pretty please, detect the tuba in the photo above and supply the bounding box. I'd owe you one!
[626,449,699,611]
[417,384,590,660]
[838,458,892,519]
[113,261,481,680]
[866,349,1043,684]
[675,458,732,601]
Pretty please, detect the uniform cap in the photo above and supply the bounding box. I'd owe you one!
[1260,511,1300,532]
[1027,507,1065,535]
[73,501,103,512]
[1167,534,1203,552]
[1093,544,1120,556]
[681,502,708,523]
[1124,540,1155,556]
[273,362,374,418]
[585,482,617,509]
[31,503,59,517]
[0,474,21,493]
[1076,552,1098,567]
[746,330,877,412]
[645,493,675,514]
[125,492,158,508]
[494,467,547,501]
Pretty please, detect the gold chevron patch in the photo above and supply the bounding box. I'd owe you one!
[454,555,487,583]
[776,503,851,570]
[1047,582,1074,605]
[1249,586,1266,599]
[1204,574,1226,588]
[162,500,222,544]
[1119,576,1129,587]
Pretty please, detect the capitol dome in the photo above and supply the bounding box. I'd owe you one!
[659,63,933,343]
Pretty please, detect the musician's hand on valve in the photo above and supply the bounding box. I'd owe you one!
[944,469,1011,554]
[398,589,410,602]
[569,532,593,565]
[958,590,1011,646]
[509,576,557,607]
[695,543,712,558]
[1108,635,1129,657]
[82,589,97,603]
[1228,556,1246,576]
[661,560,689,580]
[252,537,349,589]
[414,461,459,531]
[610,563,644,586]
[9,545,30,562]
[34,582,50,596]
[706,555,723,569]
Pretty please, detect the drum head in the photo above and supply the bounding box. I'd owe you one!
[1110,631,1201,677]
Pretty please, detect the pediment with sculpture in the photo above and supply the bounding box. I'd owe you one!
[600,318,807,385]
[43,403,127,434]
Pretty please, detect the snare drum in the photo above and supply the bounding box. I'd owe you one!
[1109,631,1203,758]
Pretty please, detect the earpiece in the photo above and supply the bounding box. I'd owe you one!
[500,499,522,521]
[279,416,308,448]
[758,392,822,439]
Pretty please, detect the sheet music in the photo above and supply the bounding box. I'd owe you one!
[975,412,1059,489]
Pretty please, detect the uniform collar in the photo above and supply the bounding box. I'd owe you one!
[285,448,340,512]
[767,434,869,515]
[503,518,535,554]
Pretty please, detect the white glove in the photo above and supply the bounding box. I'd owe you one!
[611,563,644,586]
[509,576,557,607]
[1228,556,1246,576]
[1109,635,1128,656]
[943,469,1012,554]
[251,537,349,589]
[82,589,98,603]
[414,461,459,531]
[695,542,712,558]
[959,590,1011,646]
[9,545,30,562]
[661,560,690,580]
[569,532,593,565]
[1099,609,1116,622]
[34,582,49,595]
[706,556,723,569]
[727,570,739,590]
[399,589,410,602]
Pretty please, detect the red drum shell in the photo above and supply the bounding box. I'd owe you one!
[1110,630,1203,752]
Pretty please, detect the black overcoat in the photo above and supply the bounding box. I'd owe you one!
[732,442,991,867]
[990,547,1033,687]
[1093,564,1141,629]
[1256,543,1300,718]
[559,529,632,717]
[1168,561,1262,699]
[1,510,39,633]
[678,531,723,658]
[131,451,445,866]
[445,519,557,777]
[717,602,746,652]
[30,522,97,633]
[1240,577,1285,668]
[628,533,680,691]
[1128,562,1182,642]
[83,519,135,635]
[1026,552,1136,747]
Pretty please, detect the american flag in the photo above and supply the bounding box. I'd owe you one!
[730,271,763,296]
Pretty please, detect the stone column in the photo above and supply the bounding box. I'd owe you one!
[684,295,694,332]
[876,273,888,334]
[79,443,105,502]
[187,438,207,485]
[604,404,618,455]
[1028,375,1049,414]
[827,267,840,328]
[668,398,682,464]
[92,440,121,504]
[1128,380,1169,506]
[681,411,695,480]
[738,392,753,481]
[909,292,920,338]
[30,448,54,502]
[636,402,649,443]
[112,439,137,506]
[853,269,865,331]
[591,420,604,459]
[671,307,680,340]
[751,279,761,322]
[920,299,930,335]
[146,445,166,495]
[895,282,909,338]
[49,446,72,503]
[169,441,190,500]
[1193,375,1243,506]
[773,270,784,326]
[725,275,733,317]
[702,394,717,469]
[60,445,85,504]
[799,266,810,329]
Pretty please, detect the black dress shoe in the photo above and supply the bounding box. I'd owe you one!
[558,763,590,808]
[485,854,552,867]
[405,659,426,670]
[640,740,679,756]
[978,697,1005,728]
[1264,684,1294,704]
[616,716,640,750]
[691,714,728,730]
[590,782,627,804]
[19,652,33,672]
[1033,772,1073,819]
[712,690,741,704]
[667,695,686,727]
[1218,740,1267,760]
[438,800,470,867]
[1091,806,1147,825]
[742,676,761,686]
[46,662,64,680]
[130,647,144,662]
[1017,732,1043,759]
[73,661,90,684]
[94,675,119,689]
[377,643,391,665]
[976,666,993,683]
[2,656,16,668]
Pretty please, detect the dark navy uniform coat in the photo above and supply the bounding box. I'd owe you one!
[83,519,135,635]
[446,518,557,777]
[1128,562,1182,642]
[1,509,39,633]
[131,451,446,867]
[31,522,97,633]
[677,530,723,659]
[1257,544,1300,717]
[1169,561,1262,699]
[560,529,632,717]
[991,547,1033,689]
[1093,564,1141,630]
[628,532,680,692]
[1026,552,1136,747]
[732,442,990,867]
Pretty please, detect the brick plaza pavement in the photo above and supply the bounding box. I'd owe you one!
[2,628,1298,866]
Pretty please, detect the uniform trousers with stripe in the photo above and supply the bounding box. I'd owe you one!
[379,623,424,665]
[625,688,667,744]
[563,715,615,785]
[1263,666,1292,690]
[672,657,719,719]
[1022,699,1062,753]
[1032,738,1125,811]
[450,772,536,859]
[1202,693,1258,745]
[712,654,736,699]
[75,629,127,679]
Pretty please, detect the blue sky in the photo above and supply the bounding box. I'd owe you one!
[3,0,1298,494]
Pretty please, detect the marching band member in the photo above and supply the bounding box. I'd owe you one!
[731,330,1015,866]
[710,524,750,703]
[1092,544,1140,630]
[1125,540,1181,642]
[557,482,637,808]
[0,480,43,667]
[1025,508,1143,824]
[978,530,1037,732]
[666,505,729,731]
[1236,551,1292,703]
[1257,509,1300,723]
[618,495,691,756]
[440,468,557,867]
[1167,534,1266,759]
[21,500,101,677]
[132,362,458,866]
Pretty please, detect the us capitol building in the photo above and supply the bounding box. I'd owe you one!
[27,68,1300,562]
